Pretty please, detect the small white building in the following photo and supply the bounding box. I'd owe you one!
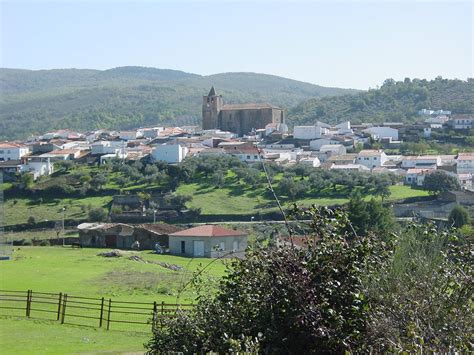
[362,126,399,141]
[447,116,474,130]
[357,150,388,169]
[298,156,321,168]
[457,153,474,175]
[26,157,54,180]
[0,142,29,161]
[405,168,432,186]
[401,156,441,169]
[119,130,143,141]
[151,144,188,164]
[294,126,328,140]
[309,138,341,151]
[91,141,125,156]
[319,144,347,156]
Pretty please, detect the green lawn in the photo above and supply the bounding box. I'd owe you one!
[0,316,150,354]
[177,180,430,215]
[0,247,227,353]
[4,229,78,242]
[4,196,112,226]
[0,247,226,302]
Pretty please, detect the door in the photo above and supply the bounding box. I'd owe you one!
[193,240,204,257]
[105,235,117,248]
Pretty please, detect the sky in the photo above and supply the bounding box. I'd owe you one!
[0,0,472,89]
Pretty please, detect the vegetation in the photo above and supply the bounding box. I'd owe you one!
[0,67,356,139]
[148,207,473,353]
[289,77,473,126]
[422,170,461,195]
[448,205,471,228]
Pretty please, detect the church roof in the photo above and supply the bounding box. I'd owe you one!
[208,86,217,96]
[221,103,281,110]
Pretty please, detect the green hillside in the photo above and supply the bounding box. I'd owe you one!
[288,77,474,126]
[0,67,357,139]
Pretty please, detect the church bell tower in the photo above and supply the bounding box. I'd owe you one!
[202,86,223,130]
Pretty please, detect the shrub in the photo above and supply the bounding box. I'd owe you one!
[88,208,107,222]
[27,216,36,226]
[22,239,33,246]
[39,240,50,246]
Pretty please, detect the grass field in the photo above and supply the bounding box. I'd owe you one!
[0,247,227,353]
[0,316,150,354]
[4,196,112,226]
[177,181,430,215]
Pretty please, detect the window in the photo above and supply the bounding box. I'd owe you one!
[246,155,251,159]
[0,150,3,154]
[254,155,258,159]
[219,242,225,251]
[180,241,185,254]
[233,241,238,252]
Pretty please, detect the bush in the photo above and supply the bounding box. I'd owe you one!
[39,240,50,246]
[88,208,107,222]
[27,216,36,226]
[147,207,472,353]
[22,239,33,246]
[448,205,471,228]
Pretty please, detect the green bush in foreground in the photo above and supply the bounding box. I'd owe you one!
[146,207,473,353]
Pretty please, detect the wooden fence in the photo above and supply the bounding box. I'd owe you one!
[0,289,193,332]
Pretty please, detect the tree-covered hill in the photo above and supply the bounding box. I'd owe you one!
[0,67,357,139]
[287,77,474,126]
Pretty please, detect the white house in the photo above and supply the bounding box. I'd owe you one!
[405,168,432,186]
[151,144,188,164]
[320,144,347,156]
[401,156,441,169]
[330,164,370,172]
[357,150,388,169]
[309,138,341,151]
[119,130,143,141]
[26,157,54,180]
[335,121,352,135]
[298,156,321,168]
[294,126,328,140]
[457,153,474,175]
[0,142,29,161]
[91,141,125,156]
[362,126,399,141]
[447,115,474,130]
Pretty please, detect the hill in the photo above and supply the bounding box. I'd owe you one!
[0,67,357,139]
[287,77,474,126]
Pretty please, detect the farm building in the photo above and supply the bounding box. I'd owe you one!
[132,224,182,249]
[77,222,180,250]
[169,225,248,258]
[78,223,134,248]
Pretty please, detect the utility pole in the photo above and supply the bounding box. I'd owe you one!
[62,207,66,247]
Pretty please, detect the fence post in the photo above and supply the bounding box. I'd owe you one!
[61,294,67,324]
[99,297,105,328]
[151,301,157,332]
[25,290,32,317]
[56,292,62,321]
[106,299,112,330]
[160,301,165,329]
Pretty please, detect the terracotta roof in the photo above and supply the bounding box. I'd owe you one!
[457,153,474,161]
[170,225,246,238]
[0,142,27,148]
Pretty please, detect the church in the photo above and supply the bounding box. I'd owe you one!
[202,87,284,136]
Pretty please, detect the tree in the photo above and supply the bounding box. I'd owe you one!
[27,216,36,226]
[91,174,107,190]
[20,172,34,189]
[422,171,461,195]
[88,208,107,222]
[448,205,471,228]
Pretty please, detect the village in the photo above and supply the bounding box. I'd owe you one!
[0,87,473,259]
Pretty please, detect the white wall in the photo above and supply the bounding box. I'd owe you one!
[0,146,29,161]
[152,144,188,164]
[294,126,326,140]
